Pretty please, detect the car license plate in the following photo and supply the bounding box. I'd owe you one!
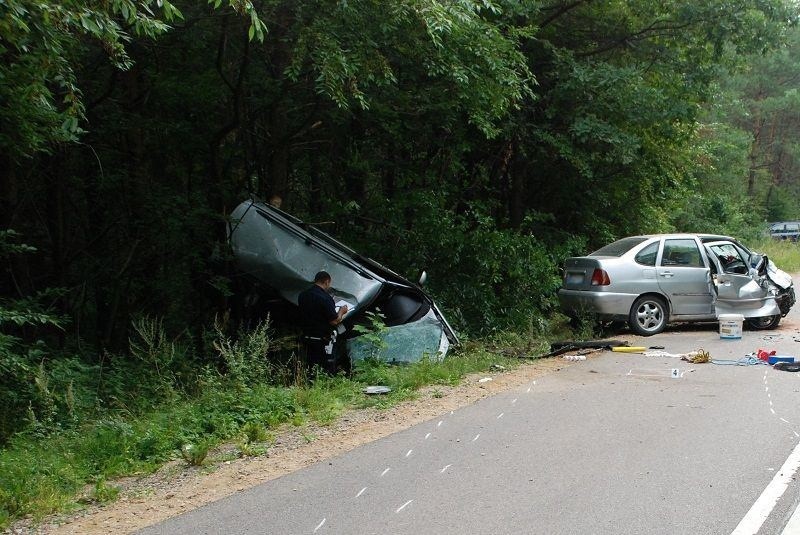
[566,272,584,284]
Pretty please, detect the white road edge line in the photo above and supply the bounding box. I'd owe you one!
[730,439,800,535]
[396,500,413,513]
[781,501,800,535]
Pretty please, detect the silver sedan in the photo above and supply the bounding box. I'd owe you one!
[557,234,795,336]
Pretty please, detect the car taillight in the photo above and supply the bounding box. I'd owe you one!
[591,268,611,286]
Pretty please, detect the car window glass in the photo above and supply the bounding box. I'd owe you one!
[590,237,648,256]
[708,243,748,273]
[634,242,658,266]
[661,239,703,267]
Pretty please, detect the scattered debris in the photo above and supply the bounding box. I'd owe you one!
[711,356,765,366]
[681,349,710,364]
[757,349,777,361]
[362,386,391,395]
[477,377,493,383]
[611,346,647,353]
[524,340,630,359]
[490,364,506,371]
[773,362,800,372]
[562,355,587,361]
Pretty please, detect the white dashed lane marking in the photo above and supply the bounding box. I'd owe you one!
[440,464,452,473]
[405,449,413,458]
[472,434,480,442]
[380,467,390,477]
[497,412,504,419]
[313,518,326,532]
[396,500,413,513]
[355,487,366,498]
[425,432,431,440]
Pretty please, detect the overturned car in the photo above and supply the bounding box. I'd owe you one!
[558,234,795,336]
[228,199,458,363]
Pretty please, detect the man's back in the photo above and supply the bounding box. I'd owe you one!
[297,284,336,338]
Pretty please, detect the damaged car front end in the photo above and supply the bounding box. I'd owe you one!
[704,239,795,328]
[228,199,458,363]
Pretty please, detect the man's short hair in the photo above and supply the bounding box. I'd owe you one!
[314,271,332,283]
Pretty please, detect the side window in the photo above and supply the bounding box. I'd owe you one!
[661,239,703,267]
[634,242,658,266]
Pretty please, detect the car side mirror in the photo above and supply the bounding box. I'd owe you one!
[417,270,428,286]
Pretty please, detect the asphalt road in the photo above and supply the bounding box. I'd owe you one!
[141,294,800,535]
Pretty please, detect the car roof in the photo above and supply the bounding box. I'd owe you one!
[622,233,735,242]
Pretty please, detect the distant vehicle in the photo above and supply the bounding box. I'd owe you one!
[558,234,795,336]
[769,221,800,241]
[228,199,458,363]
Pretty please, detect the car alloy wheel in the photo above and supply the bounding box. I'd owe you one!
[629,295,667,336]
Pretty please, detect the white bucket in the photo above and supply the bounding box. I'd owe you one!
[718,314,744,339]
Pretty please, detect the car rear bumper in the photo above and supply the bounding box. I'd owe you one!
[557,288,638,320]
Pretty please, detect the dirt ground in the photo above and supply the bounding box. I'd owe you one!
[14,357,569,535]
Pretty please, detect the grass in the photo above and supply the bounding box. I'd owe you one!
[0,338,526,529]
[750,238,800,272]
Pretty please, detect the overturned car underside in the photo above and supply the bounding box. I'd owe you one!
[228,199,458,363]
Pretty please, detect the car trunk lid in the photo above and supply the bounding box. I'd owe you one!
[562,257,607,290]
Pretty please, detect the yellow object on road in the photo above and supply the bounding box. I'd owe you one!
[611,346,648,353]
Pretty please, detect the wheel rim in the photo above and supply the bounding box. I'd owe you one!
[750,315,779,329]
[635,301,663,332]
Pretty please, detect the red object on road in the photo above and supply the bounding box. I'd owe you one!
[757,349,777,361]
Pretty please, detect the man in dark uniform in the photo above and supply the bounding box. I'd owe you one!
[297,271,348,375]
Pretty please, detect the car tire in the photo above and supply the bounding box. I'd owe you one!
[629,295,667,336]
[746,315,781,330]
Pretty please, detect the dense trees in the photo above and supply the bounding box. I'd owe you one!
[1,0,799,438]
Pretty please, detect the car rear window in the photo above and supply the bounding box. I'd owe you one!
[591,237,648,257]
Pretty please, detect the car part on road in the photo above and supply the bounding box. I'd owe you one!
[773,362,800,372]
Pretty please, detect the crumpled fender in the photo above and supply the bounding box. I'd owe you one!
[766,257,793,290]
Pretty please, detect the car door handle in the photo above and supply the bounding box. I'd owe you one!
[660,271,674,278]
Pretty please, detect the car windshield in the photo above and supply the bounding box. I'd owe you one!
[590,237,648,257]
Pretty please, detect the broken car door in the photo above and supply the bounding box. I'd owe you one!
[655,238,714,316]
